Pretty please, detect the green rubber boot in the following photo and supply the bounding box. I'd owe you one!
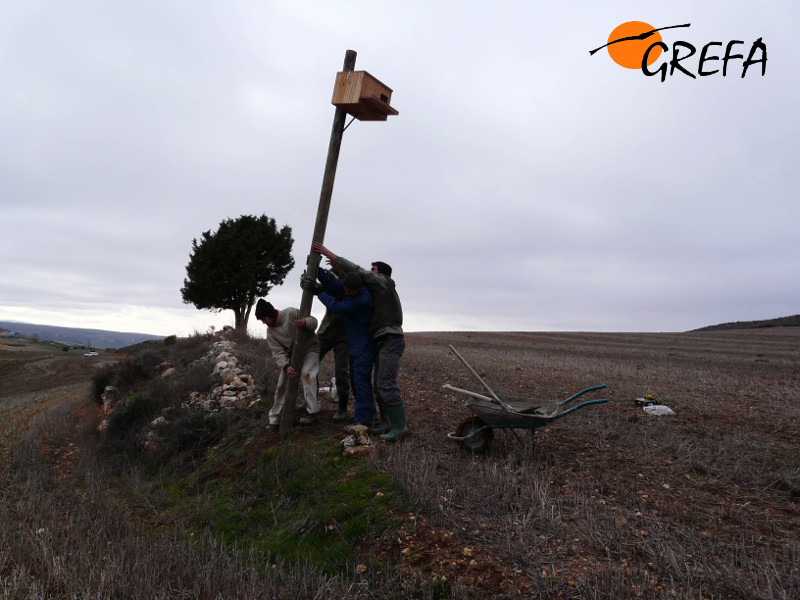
[369,401,392,435]
[332,396,348,421]
[379,404,408,442]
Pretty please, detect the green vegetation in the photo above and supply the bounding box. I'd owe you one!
[167,440,393,572]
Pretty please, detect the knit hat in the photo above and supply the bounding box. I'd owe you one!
[372,261,392,277]
[255,299,276,321]
[343,271,363,290]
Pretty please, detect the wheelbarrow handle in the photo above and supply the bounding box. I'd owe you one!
[555,398,608,418]
[559,384,607,407]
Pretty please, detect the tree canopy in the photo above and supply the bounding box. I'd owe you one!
[181,215,294,330]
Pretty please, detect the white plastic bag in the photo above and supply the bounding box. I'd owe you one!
[643,404,675,416]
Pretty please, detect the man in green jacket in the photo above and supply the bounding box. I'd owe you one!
[312,242,407,440]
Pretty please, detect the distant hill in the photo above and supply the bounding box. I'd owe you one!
[692,314,800,332]
[0,321,164,349]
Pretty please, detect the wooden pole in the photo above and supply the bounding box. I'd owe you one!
[280,49,357,436]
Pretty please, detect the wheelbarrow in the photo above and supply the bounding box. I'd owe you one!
[444,345,608,454]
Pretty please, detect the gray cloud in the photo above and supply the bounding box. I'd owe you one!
[2,1,797,336]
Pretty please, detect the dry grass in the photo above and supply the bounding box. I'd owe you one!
[0,386,455,599]
[2,328,798,599]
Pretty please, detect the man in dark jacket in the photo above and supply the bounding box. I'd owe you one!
[304,268,376,427]
[312,242,407,441]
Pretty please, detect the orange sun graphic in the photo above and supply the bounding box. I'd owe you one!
[606,21,663,69]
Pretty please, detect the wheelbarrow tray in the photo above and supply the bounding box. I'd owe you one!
[463,398,562,427]
[463,386,607,427]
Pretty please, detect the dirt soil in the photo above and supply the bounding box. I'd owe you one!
[3,329,799,598]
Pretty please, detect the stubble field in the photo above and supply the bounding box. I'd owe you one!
[1,328,798,598]
[380,329,800,597]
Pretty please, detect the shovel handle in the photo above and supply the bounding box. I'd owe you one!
[447,345,513,412]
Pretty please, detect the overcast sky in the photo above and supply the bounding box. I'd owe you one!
[2,1,797,337]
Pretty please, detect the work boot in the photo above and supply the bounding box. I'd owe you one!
[298,413,318,425]
[369,401,392,435]
[379,404,408,442]
[332,396,349,421]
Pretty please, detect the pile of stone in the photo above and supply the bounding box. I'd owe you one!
[185,338,262,412]
[341,424,375,458]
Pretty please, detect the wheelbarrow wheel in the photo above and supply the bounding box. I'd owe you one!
[456,417,493,454]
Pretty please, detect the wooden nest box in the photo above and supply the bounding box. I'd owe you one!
[331,70,398,121]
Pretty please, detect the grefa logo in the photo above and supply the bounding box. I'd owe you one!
[590,22,767,81]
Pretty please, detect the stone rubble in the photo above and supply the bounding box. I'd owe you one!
[341,424,375,458]
[184,338,262,413]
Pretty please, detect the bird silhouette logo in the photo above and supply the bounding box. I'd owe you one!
[590,22,691,69]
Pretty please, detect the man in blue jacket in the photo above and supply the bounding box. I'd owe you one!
[312,242,407,441]
[303,269,376,428]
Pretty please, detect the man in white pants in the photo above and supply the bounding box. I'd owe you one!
[256,299,320,430]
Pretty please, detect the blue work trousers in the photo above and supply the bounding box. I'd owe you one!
[349,347,376,425]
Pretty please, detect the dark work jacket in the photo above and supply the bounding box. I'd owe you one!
[332,256,403,339]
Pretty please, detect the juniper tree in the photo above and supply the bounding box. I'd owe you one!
[181,215,294,330]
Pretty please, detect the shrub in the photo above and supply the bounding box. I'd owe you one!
[152,412,227,466]
[170,332,214,368]
[91,366,115,404]
[103,391,161,450]
[91,350,165,406]
[174,362,217,400]
[96,333,222,460]
[233,334,276,396]
[114,352,160,390]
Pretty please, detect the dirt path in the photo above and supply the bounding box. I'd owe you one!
[22,356,60,377]
[0,383,90,464]
[1,340,97,463]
